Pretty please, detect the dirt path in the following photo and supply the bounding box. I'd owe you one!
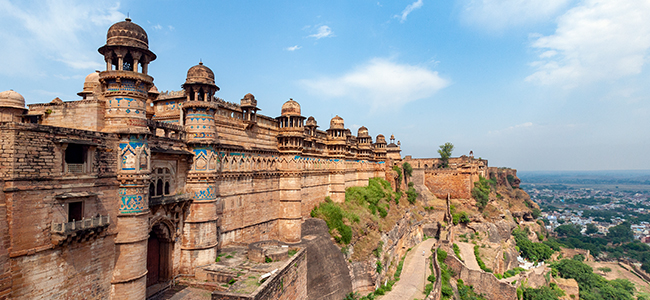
[380,238,437,300]
[456,242,480,271]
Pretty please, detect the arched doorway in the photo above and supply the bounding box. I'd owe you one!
[147,222,173,288]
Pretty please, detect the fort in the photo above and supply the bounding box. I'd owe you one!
[0,19,492,299]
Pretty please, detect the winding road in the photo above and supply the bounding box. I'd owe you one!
[380,238,437,300]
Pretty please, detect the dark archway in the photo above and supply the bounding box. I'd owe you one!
[147,222,173,288]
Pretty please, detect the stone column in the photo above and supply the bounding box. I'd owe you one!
[181,181,218,273]
[111,136,151,299]
[329,161,346,203]
[278,170,302,243]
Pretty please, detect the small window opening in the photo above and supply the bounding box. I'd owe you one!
[164,182,170,195]
[149,182,155,199]
[123,53,134,71]
[68,201,83,222]
[65,144,85,164]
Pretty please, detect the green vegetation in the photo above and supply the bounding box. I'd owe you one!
[472,176,495,211]
[512,227,554,262]
[585,223,598,235]
[452,211,470,225]
[265,257,272,263]
[288,249,297,257]
[407,184,418,204]
[311,177,398,245]
[394,249,410,280]
[376,260,382,273]
[496,267,525,279]
[597,267,612,273]
[372,241,383,259]
[392,165,403,190]
[310,197,356,244]
[521,285,564,300]
[552,222,650,272]
[457,279,487,300]
[438,249,454,300]
[473,245,492,273]
[453,243,463,261]
[402,162,413,185]
[550,259,636,300]
[438,142,454,168]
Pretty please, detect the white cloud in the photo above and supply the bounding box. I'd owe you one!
[152,24,162,30]
[488,122,533,135]
[285,45,301,51]
[395,0,423,23]
[300,58,449,110]
[526,0,650,87]
[459,0,570,31]
[308,25,334,39]
[0,0,125,76]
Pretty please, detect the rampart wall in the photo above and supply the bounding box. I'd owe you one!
[444,253,517,300]
[28,100,106,132]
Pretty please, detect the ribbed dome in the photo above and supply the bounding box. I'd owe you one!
[330,115,344,129]
[185,62,216,86]
[0,90,26,109]
[376,134,386,143]
[358,126,369,137]
[281,98,301,116]
[306,116,317,126]
[106,18,149,50]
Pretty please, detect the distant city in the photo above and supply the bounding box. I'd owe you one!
[520,170,650,242]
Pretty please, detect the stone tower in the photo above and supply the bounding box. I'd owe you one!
[180,62,220,272]
[97,18,156,299]
[327,116,347,202]
[276,99,305,243]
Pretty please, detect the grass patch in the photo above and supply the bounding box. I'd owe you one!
[453,243,463,261]
[474,245,492,273]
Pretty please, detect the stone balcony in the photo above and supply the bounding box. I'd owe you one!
[149,193,192,207]
[51,215,110,246]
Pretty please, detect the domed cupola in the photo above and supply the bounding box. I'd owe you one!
[77,71,100,99]
[182,62,219,102]
[276,98,305,155]
[0,89,27,123]
[0,89,26,110]
[281,98,301,116]
[182,62,220,143]
[329,115,344,129]
[183,62,218,88]
[97,18,155,133]
[98,18,156,73]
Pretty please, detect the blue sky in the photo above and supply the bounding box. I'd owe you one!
[0,0,648,171]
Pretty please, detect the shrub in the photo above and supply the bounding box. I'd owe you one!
[453,243,462,261]
[311,200,354,244]
[472,176,492,211]
[376,260,383,273]
[513,227,554,262]
[474,245,492,273]
[407,186,418,204]
[437,249,448,263]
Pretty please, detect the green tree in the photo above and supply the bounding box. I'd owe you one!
[607,223,633,244]
[402,162,413,185]
[585,223,598,235]
[555,224,582,238]
[438,142,454,168]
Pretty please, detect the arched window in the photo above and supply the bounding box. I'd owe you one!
[123,53,134,71]
[164,182,170,195]
[156,179,163,196]
[149,182,155,199]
